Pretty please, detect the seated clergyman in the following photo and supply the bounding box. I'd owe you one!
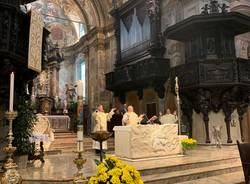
[159,109,178,124]
[122,105,144,126]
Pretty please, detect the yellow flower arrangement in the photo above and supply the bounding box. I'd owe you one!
[88,155,144,184]
[181,138,197,150]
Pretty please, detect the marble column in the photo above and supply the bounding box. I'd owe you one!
[48,61,60,98]
[230,0,250,15]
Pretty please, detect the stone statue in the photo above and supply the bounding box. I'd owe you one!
[213,125,222,148]
[146,0,160,17]
[219,3,229,13]
[201,4,209,14]
[38,70,48,96]
[65,83,76,102]
[54,96,61,113]
[63,99,68,115]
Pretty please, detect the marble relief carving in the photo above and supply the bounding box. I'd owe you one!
[130,124,180,158]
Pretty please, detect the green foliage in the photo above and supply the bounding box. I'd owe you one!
[68,101,78,132]
[94,159,101,166]
[181,138,197,150]
[13,97,36,155]
[68,101,77,112]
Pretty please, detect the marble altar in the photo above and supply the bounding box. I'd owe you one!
[44,115,70,132]
[113,124,186,159]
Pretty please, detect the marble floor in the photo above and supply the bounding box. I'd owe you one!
[18,145,244,183]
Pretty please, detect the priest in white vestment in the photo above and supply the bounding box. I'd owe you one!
[159,109,178,124]
[92,104,115,151]
[122,105,144,126]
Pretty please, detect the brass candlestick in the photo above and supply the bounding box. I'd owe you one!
[90,131,113,162]
[73,150,87,184]
[1,111,22,184]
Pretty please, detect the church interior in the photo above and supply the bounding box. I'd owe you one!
[0,0,250,183]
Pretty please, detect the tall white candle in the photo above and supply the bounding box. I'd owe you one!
[80,141,83,152]
[9,72,14,112]
[26,83,30,95]
[77,125,83,141]
[77,141,84,152]
[77,80,84,97]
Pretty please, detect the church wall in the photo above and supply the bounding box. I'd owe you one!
[60,26,116,112]
[87,32,115,110]
[161,0,185,67]
[126,91,140,114]
[59,59,76,99]
[86,31,116,111]
[192,110,242,144]
[88,46,99,108]
[125,88,165,117]
[140,89,159,115]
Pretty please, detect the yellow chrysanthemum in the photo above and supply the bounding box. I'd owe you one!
[88,176,98,184]
[97,163,108,175]
[89,155,144,184]
[110,176,121,184]
[97,173,109,183]
[116,160,125,168]
[121,169,134,183]
[108,168,122,177]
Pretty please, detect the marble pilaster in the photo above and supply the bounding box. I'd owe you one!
[48,62,60,98]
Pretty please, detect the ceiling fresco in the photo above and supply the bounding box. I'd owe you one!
[27,0,86,47]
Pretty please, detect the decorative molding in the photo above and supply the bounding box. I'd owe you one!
[146,0,160,19]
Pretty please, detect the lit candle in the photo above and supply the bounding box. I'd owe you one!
[9,72,14,112]
[77,80,84,97]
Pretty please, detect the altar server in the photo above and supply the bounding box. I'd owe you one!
[122,105,144,126]
[92,104,115,152]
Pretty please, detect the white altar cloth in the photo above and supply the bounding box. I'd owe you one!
[113,124,185,159]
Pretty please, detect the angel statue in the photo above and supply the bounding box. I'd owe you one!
[213,125,222,148]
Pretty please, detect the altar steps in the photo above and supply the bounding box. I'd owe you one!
[177,171,244,184]
[47,132,114,153]
[142,157,243,184]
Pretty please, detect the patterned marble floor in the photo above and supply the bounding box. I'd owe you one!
[18,145,244,183]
